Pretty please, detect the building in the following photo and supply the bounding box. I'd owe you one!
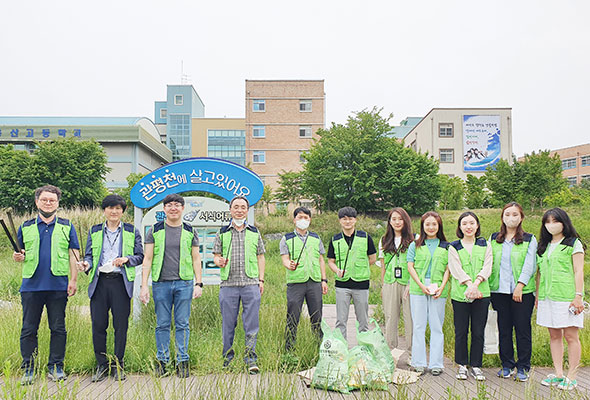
[0,116,172,189]
[402,108,513,179]
[389,117,422,139]
[192,118,246,165]
[154,85,205,161]
[548,143,590,186]
[245,80,325,189]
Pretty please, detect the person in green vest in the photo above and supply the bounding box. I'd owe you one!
[406,211,450,376]
[448,211,492,381]
[327,206,377,340]
[378,207,414,358]
[213,196,265,374]
[536,208,585,391]
[77,194,144,382]
[140,193,203,378]
[13,185,80,385]
[489,202,537,382]
[280,207,328,356]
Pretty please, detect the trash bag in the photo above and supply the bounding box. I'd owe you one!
[347,345,389,391]
[484,307,499,354]
[311,320,350,393]
[356,319,396,382]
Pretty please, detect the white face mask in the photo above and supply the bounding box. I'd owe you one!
[503,217,520,229]
[233,218,246,227]
[545,222,563,236]
[295,219,310,230]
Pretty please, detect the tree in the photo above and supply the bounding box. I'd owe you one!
[438,174,465,210]
[485,159,519,208]
[275,170,304,204]
[464,174,487,209]
[301,108,440,214]
[0,145,38,211]
[115,172,146,215]
[258,185,274,215]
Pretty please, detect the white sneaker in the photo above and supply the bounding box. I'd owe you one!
[471,367,485,381]
[456,365,468,380]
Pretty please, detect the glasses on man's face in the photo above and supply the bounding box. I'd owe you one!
[164,202,183,209]
[39,199,58,204]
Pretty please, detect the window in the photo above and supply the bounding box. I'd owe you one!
[439,123,453,137]
[299,100,312,112]
[160,108,167,119]
[253,99,265,112]
[439,149,454,163]
[253,126,265,138]
[562,158,576,170]
[253,151,266,163]
[299,126,312,138]
[174,95,183,106]
[582,174,590,182]
[207,129,246,165]
[567,176,578,187]
[581,155,590,167]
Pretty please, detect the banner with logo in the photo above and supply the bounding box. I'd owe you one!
[462,115,501,171]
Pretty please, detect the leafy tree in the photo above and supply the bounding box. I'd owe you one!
[464,174,488,209]
[485,158,519,208]
[0,145,38,211]
[258,185,274,215]
[275,170,304,204]
[438,174,465,210]
[301,108,440,214]
[115,172,146,215]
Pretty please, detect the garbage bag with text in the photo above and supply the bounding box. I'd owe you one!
[311,320,350,393]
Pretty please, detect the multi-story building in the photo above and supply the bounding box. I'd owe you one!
[192,118,246,165]
[0,116,172,189]
[244,80,325,189]
[548,143,590,186]
[403,108,513,179]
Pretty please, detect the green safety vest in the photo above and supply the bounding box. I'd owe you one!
[89,222,137,282]
[151,221,195,281]
[284,231,322,283]
[537,237,581,302]
[21,217,72,278]
[383,249,410,285]
[450,238,490,302]
[489,232,535,294]
[409,240,450,297]
[332,231,370,282]
[219,225,260,281]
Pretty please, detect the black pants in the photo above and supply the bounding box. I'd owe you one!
[20,290,68,371]
[452,298,490,367]
[285,279,323,351]
[490,292,535,371]
[90,273,131,368]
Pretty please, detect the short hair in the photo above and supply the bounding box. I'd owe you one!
[456,211,481,238]
[163,193,185,206]
[35,185,62,201]
[293,207,311,218]
[101,194,127,211]
[229,196,249,209]
[338,206,357,219]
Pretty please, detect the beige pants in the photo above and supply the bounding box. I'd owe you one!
[382,281,412,352]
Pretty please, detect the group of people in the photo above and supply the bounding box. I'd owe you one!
[11,185,586,392]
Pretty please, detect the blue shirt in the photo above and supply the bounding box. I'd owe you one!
[406,238,440,279]
[99,223,123,274]
[17,215,80,292]
[495,235,538,294]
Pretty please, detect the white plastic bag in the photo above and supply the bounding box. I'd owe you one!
[483,307,499,354]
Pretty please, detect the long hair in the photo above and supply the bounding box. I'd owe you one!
[537,207,585,256]
[415,211,446,248]
[495,202,525,245]
[456,211,481,238]
[381,207,414,254]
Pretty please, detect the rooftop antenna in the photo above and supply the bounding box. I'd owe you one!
[181,60,191,84]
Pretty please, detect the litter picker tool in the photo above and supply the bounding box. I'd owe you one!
[6,209,21,252]
[0,219,19,252]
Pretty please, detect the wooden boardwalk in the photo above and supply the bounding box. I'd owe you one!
[2,304,589,399]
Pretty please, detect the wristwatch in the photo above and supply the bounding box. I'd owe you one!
[195,282,203,288]
[321,279,328,283]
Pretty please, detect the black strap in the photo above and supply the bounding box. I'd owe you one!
[294,234,309,267]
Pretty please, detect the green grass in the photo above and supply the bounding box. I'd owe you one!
[0,205,589,381]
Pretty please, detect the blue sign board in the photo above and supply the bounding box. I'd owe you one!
[130,158,264,209]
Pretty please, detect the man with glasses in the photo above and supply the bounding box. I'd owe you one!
[213,196,265,374]
[140,194,202,378]
[13,185,80,385]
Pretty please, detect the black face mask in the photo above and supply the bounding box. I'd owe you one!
[39,209,57,218]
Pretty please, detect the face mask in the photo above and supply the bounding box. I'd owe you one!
[295,219,310,230]
[503,218,520,229]
[233,218,246,227]
[545,222,563,236]
[39,209,56,218]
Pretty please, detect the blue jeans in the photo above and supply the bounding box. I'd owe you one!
[219,285,260,366]
[410,290,446,369]
[152,279,193,363]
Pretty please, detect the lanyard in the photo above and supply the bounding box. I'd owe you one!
[291,233,309,268]
[104,225,121,251]
[339,233,354,275]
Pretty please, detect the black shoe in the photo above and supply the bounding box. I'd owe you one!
[48,365,66,382]
[176,361,190,378]
[222,358,232,369]
[154,360,167,377]
[111,367,126,381]
[91,365,109,383]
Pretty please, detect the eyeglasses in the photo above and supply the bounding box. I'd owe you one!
[164,202,183,209]
[38,199,58,204]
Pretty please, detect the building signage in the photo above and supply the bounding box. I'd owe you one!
[462,115,501,172]
[130,157,264,208]
[0,127,82,138]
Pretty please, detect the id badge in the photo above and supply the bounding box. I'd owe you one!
[394,267,402,279]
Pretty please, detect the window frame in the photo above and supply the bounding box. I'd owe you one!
[253,151,266,164]
[252,125,266,138]
[439,148,454,163]
[438,123,454,138]
[253,99,266,112]
[299,125,312,138]
[562,158,577,170]
[299,100,312,112]
[174,95,183,106]
[160,108,167,119]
